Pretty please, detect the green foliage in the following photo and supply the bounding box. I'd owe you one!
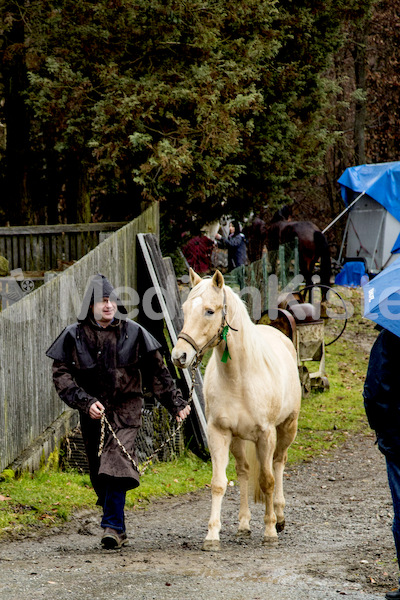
[0,0,352,227]
[41,448,61,473]
[0,469,15,482]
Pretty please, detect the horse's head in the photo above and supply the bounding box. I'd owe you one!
[171,268,226,369]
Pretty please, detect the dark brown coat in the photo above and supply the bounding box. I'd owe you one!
[47,316,186,492]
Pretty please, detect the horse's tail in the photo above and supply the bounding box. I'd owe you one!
[314,230,332,289]
[246,441,264,504]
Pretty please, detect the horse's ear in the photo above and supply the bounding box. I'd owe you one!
[212,270,224,289]
[189,268,202,288]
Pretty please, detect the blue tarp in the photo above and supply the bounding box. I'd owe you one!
[335,261,367,287]
[338,161,400,223]
[363,255,400,337]
[391,232,400,254]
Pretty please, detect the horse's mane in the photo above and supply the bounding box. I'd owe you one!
[187,278,211,300]
[223,284,282,372]
[187,277,285,371]
[187,278,253,325]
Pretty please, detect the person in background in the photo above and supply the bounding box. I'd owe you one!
[46,274,190,550]
[364,327,400,600]
[215,220,247,271]
[181,231,215,274]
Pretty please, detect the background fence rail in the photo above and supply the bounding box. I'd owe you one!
[0,205,159,473]
[0,222,127,272]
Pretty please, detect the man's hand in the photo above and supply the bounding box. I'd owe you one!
[89,400,105,420]
[176,405,191,423]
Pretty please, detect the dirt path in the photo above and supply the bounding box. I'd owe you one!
[0,431,397,600]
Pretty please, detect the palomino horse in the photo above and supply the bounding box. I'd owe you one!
[171,268,301,550]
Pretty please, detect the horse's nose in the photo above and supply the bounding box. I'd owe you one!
[179,352,187,365]
[171,348,187,368]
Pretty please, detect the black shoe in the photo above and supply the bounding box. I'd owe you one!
[386,589,400,600]
[101,527,128,549]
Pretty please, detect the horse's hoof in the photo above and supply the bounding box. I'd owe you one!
[236,529,251,539]
[262,536,279,546]
[276,519,285,533]
[202,539,221,552]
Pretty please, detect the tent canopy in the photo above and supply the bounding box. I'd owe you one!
[338,161,400,223]
[392,232,400,255]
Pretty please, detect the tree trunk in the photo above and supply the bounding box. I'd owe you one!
[352,24,369,165]
[65,157,92,223]
[76,166,91,223]
[3,13,33,225]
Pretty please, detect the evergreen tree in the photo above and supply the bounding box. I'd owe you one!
[0,1,364,230]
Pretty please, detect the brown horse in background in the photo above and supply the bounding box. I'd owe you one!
[245,208,332,290]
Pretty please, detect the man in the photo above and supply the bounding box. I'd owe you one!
[46,273,190,549]
[364,327,400,599]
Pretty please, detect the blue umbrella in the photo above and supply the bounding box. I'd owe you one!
[363,255,400,337]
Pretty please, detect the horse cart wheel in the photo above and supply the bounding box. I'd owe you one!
[296,284,349,347]
[298,366,311,398]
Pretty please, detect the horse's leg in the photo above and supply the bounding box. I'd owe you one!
[203,423,232,551]
[230,436,251,538]
[256,426,278,544]
[273,415,299,532]
[299,253,313,301]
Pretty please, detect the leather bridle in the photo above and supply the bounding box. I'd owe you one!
[177,289,236,362]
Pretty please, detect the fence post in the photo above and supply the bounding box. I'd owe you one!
[279,244,286,288]
[262,254,268,312]
[294,237,299,276]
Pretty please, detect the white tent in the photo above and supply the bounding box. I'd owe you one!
[336,162,400,273]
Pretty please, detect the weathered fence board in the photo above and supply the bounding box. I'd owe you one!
[0,205,159,473]
[0,222,127,272]
[137,233,208,452]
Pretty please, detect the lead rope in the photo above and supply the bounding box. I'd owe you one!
[97,356,200,476]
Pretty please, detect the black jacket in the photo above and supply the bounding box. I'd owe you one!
[217,233,247,270]
[363,328,400,464]
[45,274,187,491]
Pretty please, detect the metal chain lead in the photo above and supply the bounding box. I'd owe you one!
[98,357,200,476]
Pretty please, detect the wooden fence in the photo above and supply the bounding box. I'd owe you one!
[0,204,159,473]
[229,239,300,321]
[0,222,127,272]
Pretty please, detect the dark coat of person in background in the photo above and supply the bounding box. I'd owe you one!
[216,220,247,271]
[46,274,190,549]
[364,328,400,461]
[364,327,400,600]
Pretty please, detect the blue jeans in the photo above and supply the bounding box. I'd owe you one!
[100,487,126,533]
[386,458,400,576]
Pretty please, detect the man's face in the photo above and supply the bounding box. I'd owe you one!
[92,297,117,325]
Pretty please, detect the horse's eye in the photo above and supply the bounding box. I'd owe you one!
[206,309,214,316]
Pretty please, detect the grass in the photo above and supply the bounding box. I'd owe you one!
[290,286,376,462]
[0,452,236,534]
[0,287,377,536]
[0,470,94,531]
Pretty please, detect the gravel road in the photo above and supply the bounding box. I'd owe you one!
[0,431,397,600]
